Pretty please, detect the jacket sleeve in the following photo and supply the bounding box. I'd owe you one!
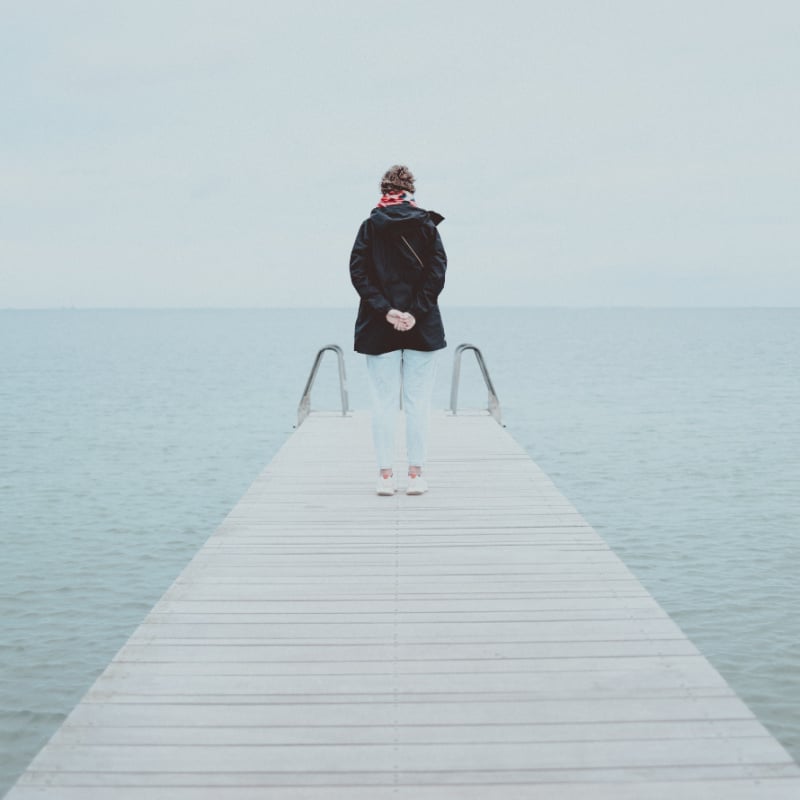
[408,227,447,317]
[350,220,392,315]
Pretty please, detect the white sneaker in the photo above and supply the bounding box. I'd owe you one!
[406,474,428,495]
[376,474,396,496]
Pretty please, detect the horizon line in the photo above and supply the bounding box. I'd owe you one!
[2,304,800,312]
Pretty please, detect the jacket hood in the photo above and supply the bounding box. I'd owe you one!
[370,203,444,232]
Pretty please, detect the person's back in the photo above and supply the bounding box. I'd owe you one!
[349,165,447,495]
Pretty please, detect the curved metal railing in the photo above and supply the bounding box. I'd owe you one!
[449,343,502,424]
[297,344,349,427]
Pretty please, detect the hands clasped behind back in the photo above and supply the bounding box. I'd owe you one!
[386,309,416,332]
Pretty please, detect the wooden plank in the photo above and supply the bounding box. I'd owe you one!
[9,785,800,800]
[15,737,794,774]
[6,410,800,798]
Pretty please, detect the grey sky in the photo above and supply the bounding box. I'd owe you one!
[2,1,798,307]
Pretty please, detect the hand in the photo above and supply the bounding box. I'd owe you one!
[386,310,416,332]
[399,312,416,331]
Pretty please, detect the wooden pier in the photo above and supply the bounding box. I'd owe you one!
[6,411,800,798]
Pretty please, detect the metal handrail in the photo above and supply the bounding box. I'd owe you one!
[450,343,502,424]
[297,344,349,427]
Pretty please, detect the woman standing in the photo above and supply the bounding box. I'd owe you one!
[350,165,447,496]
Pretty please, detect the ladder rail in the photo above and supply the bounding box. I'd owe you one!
[449,343,502,424]
[297,344,349,426]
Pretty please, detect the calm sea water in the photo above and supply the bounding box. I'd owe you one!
[1,308,798,792]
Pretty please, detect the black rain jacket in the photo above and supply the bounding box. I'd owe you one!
[350,202,447,355]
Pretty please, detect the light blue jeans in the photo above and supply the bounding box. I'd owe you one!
[365,349,440,471]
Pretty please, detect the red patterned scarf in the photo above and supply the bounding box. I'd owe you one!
[377,191,417,208]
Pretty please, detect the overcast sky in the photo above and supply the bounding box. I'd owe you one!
[2,1,798,308]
